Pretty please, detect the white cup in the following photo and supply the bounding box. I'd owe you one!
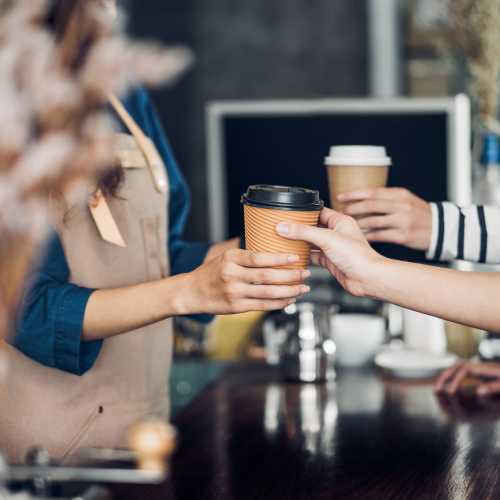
[402,309,447,354]
[331,314,386,367]
[324,146,392,211]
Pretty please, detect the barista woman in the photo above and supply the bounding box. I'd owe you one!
[1,0,308,463]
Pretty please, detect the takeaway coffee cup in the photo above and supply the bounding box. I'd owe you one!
[241,185,323,270]
[325,146,392,211]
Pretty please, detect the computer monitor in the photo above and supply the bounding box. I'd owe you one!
[206,96,471,264]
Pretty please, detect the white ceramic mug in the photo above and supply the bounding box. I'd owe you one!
[402,309,446,354]
[331,314,386,367]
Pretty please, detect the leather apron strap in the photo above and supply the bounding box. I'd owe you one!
[108,93,168,194]
[89,94,169,247]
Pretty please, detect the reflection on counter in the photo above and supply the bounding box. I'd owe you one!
[264,382,338,458]
[259,367,455,464]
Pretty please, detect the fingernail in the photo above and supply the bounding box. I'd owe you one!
[277,222,290,235]
[302,270,311,279]
[477,387,489,397]
[337,194,347,201]
[301,285,311,294]
[288,255,299,263]
[288,298,297,304]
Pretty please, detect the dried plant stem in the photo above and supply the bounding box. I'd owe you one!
[0,0,192,342]
[451,0,500,126]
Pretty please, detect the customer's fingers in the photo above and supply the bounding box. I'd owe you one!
[276,223,336,251]
[435,362,500,395]
[446,363,473,395]
[319,207,346,228]
[365,229,405,245]
[358,215,398,231]
[465,363,500,379]
[434,363,465,393]
[477,381,500,398]
[344,200,403,217]
[337,187,409,203]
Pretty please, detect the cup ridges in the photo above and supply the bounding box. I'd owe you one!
[244,205,320,269]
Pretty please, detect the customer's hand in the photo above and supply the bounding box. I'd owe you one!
[337,188,432,251]
[276,208,384,297]
[435,362,500,397]
[187,249,310,314]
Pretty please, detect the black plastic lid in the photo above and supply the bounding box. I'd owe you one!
[241,185,323,211]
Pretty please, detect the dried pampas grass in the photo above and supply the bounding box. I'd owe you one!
[0,0,192,340]
[451,0,500,126]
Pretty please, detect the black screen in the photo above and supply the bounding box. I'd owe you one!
[222,112,448,264]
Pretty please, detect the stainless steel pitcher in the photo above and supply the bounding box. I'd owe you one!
[281,302,336,383]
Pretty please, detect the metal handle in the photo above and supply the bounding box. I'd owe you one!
[6,465,165,485]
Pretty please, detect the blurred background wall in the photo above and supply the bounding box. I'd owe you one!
[128,0,368,241]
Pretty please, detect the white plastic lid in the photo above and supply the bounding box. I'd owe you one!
[325,146,392,167]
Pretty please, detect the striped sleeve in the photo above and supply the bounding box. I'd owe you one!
[426,202,500,263]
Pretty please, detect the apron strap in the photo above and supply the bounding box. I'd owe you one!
[87,93,170,248]
[108,93,168,194]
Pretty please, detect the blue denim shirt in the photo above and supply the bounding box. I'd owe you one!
[14,88,211,376]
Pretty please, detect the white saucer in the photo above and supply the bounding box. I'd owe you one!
[374,349,459,379]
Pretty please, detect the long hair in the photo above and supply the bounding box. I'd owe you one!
[47,0,124,197]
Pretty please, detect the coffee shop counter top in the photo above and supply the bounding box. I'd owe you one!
[113,362,500,500]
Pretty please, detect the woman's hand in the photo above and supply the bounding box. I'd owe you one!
[183,249,310,315]
[204,238,240,263]
[435,362,500,398]
[276,208,385,297]
[337,188,432,251]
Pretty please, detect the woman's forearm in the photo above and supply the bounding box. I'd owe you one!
[367,259,500,332]
[82,247,308,341]
[82,273,193,341]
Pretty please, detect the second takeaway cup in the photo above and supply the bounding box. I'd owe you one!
[241,185,323,270]
[325,146,392,212]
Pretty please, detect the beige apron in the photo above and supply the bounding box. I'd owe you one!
[0,102,173,464]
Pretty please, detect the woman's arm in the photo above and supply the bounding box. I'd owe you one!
[365,259,500,332]
[276,208,500,333]
[83,249,309,341]
[15,235,102,375]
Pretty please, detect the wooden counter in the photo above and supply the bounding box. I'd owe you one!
[112,362,500,500]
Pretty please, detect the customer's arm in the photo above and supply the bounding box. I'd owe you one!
[276,208,500,333]
[338,187,500,264]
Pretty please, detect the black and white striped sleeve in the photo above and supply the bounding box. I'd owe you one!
[426,202,500,263]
